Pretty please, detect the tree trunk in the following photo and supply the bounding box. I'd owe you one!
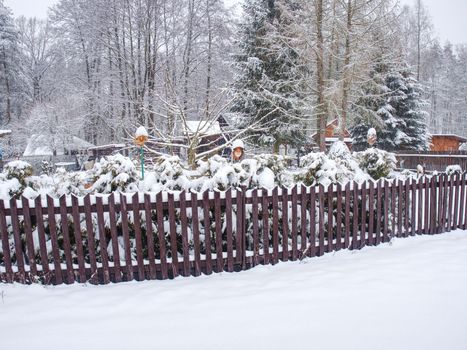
[340,0,353,141]
[315,0,327,151]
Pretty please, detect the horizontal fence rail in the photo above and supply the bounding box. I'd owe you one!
[1,173,466,285]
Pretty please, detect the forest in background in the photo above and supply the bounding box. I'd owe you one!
[0,0,466,158]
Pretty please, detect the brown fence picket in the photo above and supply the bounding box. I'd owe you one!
[411,179,417,236]
[21,197,37,278]
[59,196,75,284]
[404,179,410,236]
[202,190,212,275]
[352,182,359,249]
[34,197,49,279]
[417,177,423,234]
[383,180,389,241]
[179,191,191,277]
[431,176,437,234]
[225,189,234,272]
[262,188,270,264]
[10,198,25,283]
[156,192,168,279]
[352,183,358,249]
[336,183,343,250]
[236,188,245,269]
[360,182,366,248]
[300,186,307,257]
[375,181,382,245]
[95,196,110,284]
[167,192,179,277]
[391,179,396,236]
[191,191,201,277]
[440,174,447,233]
[107,194,121,283]
[120,193,134,281]
[0,200,13,282]
[272,187,279,264]
[447,176,454,232]
[460,173,466,230]
[368,181,375,246]
[282,186,289,261]
[318,185,326,254]
[327,185,334,251]
[252,189,259,266]
[397,180,403,238]
[453,174,460,230]
[344,182,351,249]
[143,194,157,280]
[291,186,298,260]
[46,196,62,284]
[71,195,86,283]
[132,193,146,280]
[83,194,98,283]
[214,190,223,272]
[423,177,430,234]
[309,186,316,257]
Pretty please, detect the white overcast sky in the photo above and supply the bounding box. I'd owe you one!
[3,0,467,45]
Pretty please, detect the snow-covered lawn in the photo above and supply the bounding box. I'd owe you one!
[1,231,467,350]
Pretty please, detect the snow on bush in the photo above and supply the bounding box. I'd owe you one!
[0,143,400,200]
[295,143,369,187]
[3,160,34,185]
[353,148,397,180]
[1,160,34,198]
[446,165,462,176]
[89,153,140,193]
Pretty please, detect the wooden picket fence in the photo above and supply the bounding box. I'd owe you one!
[1,173,466,285]
[396,151,467,171]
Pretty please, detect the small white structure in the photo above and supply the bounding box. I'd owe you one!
[23,134,94,157]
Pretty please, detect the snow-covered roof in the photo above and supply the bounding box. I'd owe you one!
[88,143,126,151]
[325,137,353,143]
[23,135,95,157]
[185,121,222,136]
[0,129,12,137]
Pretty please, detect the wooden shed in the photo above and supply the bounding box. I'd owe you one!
[430,134,467,152]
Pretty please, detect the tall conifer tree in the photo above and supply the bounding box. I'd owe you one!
[230,0,309,153]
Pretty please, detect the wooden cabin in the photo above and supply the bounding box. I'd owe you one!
[430,134,467,152]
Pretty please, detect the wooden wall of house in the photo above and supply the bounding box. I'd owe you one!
[430,136,461,152]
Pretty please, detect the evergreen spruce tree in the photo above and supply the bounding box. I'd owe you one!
[230,0,309,153]
[351,62,429,152]
[386,68,429,150]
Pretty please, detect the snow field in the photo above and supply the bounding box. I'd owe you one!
[1,230,467,350]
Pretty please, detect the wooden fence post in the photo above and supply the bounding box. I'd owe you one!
[0,200,13,283]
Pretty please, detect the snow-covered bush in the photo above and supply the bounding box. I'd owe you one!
[89,154,139,193]
[354,148,397,180]
[445,164,462,176]
[294,146,368,187]
[3,160,34,185]
[1,161,34,197]
[52,168,88,196]
[40,160,54,175]
[149,155,192,191]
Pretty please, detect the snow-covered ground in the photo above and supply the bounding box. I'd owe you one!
[1,231,467,350]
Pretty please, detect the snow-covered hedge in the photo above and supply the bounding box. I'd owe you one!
[446,164,462,176]
[354,148,397,180]
[0,142,417,201]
